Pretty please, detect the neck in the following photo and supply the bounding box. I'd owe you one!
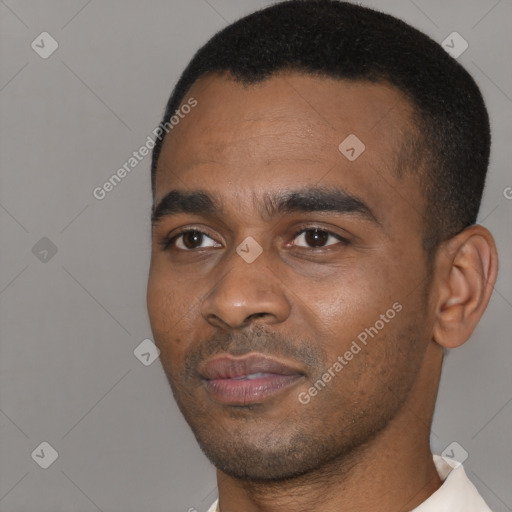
[216,342,444,512]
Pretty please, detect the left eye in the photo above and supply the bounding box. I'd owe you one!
[293,228,344,248]
[174,230,220,250]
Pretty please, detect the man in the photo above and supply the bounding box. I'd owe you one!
[147,1,498,510]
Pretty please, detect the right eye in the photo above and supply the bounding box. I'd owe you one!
[162,230,222,251]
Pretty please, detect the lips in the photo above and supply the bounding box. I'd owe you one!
[200,354,304,405]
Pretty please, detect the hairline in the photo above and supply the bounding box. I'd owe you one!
[153,69,426,186]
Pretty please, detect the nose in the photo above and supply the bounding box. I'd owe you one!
[200,251,291,330]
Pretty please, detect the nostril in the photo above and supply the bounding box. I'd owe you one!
[246,312,269,321]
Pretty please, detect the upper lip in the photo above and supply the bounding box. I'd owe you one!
[200,353,304,380]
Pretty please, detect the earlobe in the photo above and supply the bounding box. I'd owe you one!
[432,226,498,349]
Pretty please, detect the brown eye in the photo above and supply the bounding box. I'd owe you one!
[182,231,204,249]
[293,228,342,248]
[173,230,220,250]
[305,229,329,247]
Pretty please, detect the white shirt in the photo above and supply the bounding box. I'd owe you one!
[206,455,492,511]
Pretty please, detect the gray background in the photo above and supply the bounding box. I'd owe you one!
[0,0,511,511]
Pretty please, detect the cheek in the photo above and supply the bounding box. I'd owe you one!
[296,264,395,336]
[297,256,428,378]
[313,308,427,429]
[147,272,170,332]
[147,269,184,345]
[147,264,204,375]
[147,287,185,378]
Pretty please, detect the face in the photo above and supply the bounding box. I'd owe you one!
[147,72,435,481]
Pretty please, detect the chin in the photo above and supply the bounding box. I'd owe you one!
[190,420,351,482]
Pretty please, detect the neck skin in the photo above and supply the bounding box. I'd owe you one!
[215,341,444,512]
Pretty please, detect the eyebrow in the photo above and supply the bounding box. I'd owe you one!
[152,190,217,225]
[263,187,379,224]
[151,187,379,226]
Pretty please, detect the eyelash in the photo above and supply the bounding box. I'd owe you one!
[159,226,350,251]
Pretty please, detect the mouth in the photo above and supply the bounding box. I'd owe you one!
[199,353,304,406]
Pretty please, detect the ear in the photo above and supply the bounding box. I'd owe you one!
[432,225,498,349]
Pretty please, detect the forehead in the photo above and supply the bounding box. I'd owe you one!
[155,72,423,227]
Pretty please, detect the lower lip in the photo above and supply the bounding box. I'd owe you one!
[203,374,302,405]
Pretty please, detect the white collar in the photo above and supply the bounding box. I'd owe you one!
[207,455,492,512]
[411,455,492,511]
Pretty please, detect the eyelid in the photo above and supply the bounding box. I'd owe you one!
[289,226,351,247]
[158,224,351,252]
[159,226,222,251]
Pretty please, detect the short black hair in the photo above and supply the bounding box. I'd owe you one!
[151,0,490,254]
